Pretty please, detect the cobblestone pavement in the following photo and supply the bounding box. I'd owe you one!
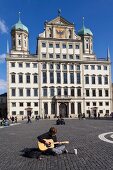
[0,119,113,170]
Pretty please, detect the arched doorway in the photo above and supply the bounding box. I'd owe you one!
[59,103,67,118]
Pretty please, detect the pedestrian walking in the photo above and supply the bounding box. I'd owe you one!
[27,115,32,123]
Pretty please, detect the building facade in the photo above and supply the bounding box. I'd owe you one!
[6,13,112,119]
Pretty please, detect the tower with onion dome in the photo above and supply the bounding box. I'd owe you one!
[78,17,93,54]
[11,12,29,54]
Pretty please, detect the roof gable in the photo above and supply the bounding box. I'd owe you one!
[47,16,74,26]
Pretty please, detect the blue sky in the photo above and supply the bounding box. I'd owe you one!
[0,0,113,94]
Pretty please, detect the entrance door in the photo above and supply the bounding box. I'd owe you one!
[27,111,31,116]
[59,103,67,118]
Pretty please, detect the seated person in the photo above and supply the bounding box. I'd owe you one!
[56,117,61,125]
[37,127,68,158]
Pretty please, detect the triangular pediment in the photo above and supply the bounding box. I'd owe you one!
[47,16,74,26]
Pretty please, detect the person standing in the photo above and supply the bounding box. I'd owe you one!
[27,115,32,123]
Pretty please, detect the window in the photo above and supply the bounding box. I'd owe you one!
[99,110,103,114]
[19,88,23,96]
[77,65,80,70]
[49,43,53,48]
[93,102,96,106]
[12,102,16,107]
[106,110,109,114]
[34,111,38,115]
[92,89,96,97]
[85,76,89,84]
[69,44,73,49]
[12,111,16,115]
[44,103,48,115]
[50,87,54,96]
[92,76,95,84]
[97,65,101,70]
[34,74,38,83]
[62,44,66,48]
[63,73,67,84]
[50,72,54,83]
[56,44,60,48]
[26,63,30,67]
[34,88,38,96]
[86,102,90,106]
[99,102,103,106]
[42,54,46,58]
[104,66,107,70]
[91,65,95,70]
[104,76,108,84]
[56,64,60,70]
[76,45,79,49]
[98,76,102,84]
[57,87,61,96]
[71,88,74,96]
[84,65,88,70]
[77,88,81,97]
[63,55,66,59]
[63,64,67,70]
[43,72,47,83]
[11,74,15,83]
[42,63,46,69]
[19,63,23,67]
[56,54,60,58]
[11,62,15,67]
[18,39,21,45]
[34,102,38,107]
[99,89,102,97]
[70,73,74,83]
[20,102,23,107]
[49,54,53,58]
[50,63,54,69]
[26,74,30,83]
[12,89,16,96]
[77,73,81,84]
[64,88,68,96]
[86,89,90,97]
[43,88,47,96]
[27,102,31,107]
[76,55,80,59]
[69,64,74,70]
[33,63,37,68]
[71,103,75,114]
[51,102,55,114]
[26,88,31,96]
[42,43,46,47]
[69,55,73,59]
[57,72,61,83]
[105,89,109,97]
[105,102,109,106]
[19,74,23,83]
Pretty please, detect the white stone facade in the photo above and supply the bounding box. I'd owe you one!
[6,15,112,120]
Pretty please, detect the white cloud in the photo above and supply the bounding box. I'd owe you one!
[0,79,7,91]
[0,19,8,33]
[0,54,6,63]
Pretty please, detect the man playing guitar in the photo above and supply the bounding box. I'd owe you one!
[37,127,69,156]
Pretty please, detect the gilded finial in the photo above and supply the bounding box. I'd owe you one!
[58,9,61,16]
[82,17,85,28]
[18,12,21,22]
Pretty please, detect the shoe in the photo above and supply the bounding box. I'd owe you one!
[63,149,68,154]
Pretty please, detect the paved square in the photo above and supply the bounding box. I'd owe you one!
[0,119,113,170]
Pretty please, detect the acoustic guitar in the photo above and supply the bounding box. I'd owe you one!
[38,139,69,151]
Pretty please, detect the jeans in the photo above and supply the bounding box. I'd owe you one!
[52,145,66,155]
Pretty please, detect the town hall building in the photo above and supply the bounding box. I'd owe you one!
[6,11,112,119]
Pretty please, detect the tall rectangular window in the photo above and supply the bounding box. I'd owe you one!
[11,74,15,83]
[85,76,89,84]
[12,89,16,96]
[26,74,30,83]
[92,76,95,84]
[99,89,102,97]
[71,103,75,114]
[70,73,74,83]
[77,88,81,97]
[43,72,47,83]
[19,74,23,83]
[77,73,81,84]
[19,88,23,96]
[57,88,61,96]
[104,76,108,84]
[86,89,90,96]
[44,103,48,115]
[50,72,54,83]
[98,76,102,84]
[92,89,96,97]
[105,90,109,97]
[50,87,54,96]
[64,88,68,96]
[34,88,38,96]
[64,73,67,84]
[43,88,47,96]
[71,88,74,96]
[57,72,61,83]
[26,88,31,96]
[34,75,38,83]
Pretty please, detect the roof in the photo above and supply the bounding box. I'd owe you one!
[78,26,93,36]
[12,20,28,33]
[0,93,7,97]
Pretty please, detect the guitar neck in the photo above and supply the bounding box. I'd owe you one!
[54,141,69,145]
